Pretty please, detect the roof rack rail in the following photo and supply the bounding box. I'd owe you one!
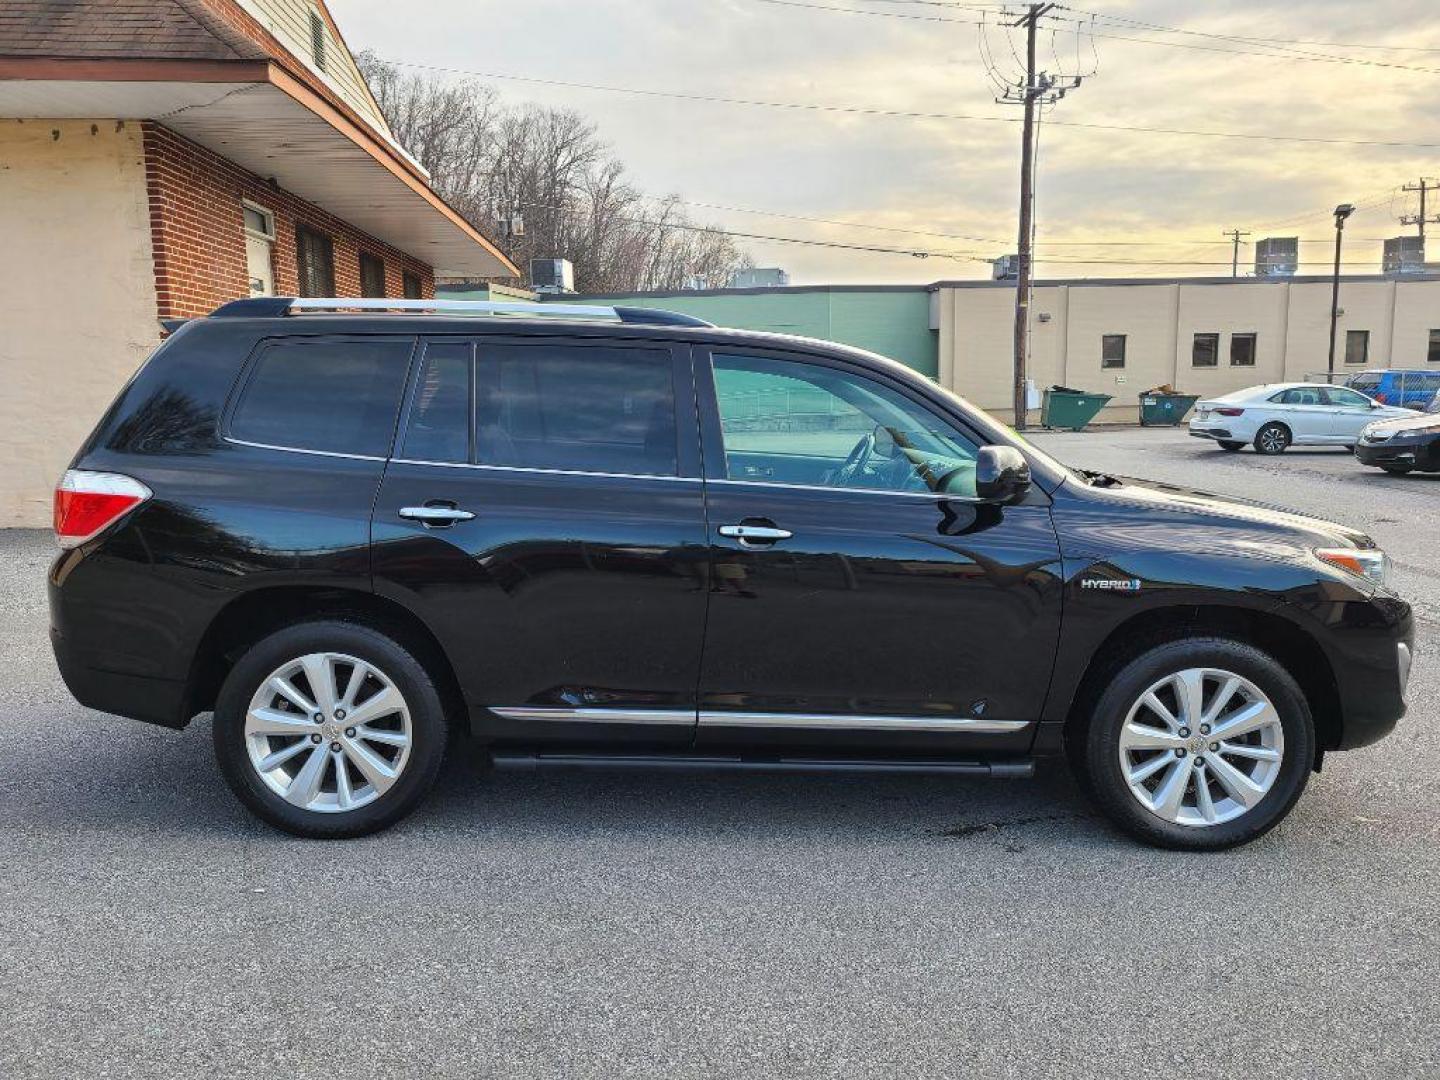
[209,296,714,327]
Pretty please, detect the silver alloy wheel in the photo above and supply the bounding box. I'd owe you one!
[1117,667,1284,828]
[1259,426,1288,452]
[243,652,412,813]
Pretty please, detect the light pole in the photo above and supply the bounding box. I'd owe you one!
[1327,203,1355,378]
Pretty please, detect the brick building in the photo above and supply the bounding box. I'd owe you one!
[0,0,516,525]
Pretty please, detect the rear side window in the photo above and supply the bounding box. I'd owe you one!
[477,343,677,476]
[401,342,471,463]
[230,338,412,457]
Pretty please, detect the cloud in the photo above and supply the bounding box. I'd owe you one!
[331,0,1440,283]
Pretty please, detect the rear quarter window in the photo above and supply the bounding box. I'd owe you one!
[229,338,413,457]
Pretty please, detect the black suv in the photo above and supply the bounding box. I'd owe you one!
[50,297,1413,849]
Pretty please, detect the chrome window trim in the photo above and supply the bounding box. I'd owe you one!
[707,476,988,504]
[389,458,702,483]
[699,710,1030,734]
[223,436,387,463]
[492,706,696,726]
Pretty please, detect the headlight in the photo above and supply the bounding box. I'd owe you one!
[1406,422,1440,436]
[1315,547,1391,588]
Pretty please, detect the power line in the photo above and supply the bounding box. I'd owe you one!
[759,0,1440,75]
[384,59,1440,150]
[1054,5,1440,58]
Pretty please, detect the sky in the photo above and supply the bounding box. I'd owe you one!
[330,0,1440,285]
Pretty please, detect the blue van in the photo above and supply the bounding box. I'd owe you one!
[1346,369,1440,408]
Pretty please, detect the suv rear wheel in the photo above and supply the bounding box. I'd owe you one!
[213,621,448,838]
[1070,638,1314,850]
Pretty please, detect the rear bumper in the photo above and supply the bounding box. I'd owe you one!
[1189,427,1233,441]
[50,625,189,729]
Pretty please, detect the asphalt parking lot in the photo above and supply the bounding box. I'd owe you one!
[2,426,1437,1079]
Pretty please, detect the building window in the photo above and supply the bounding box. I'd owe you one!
[296,225,335,297]
[310,9,327,71]
[1191,333,1219,367]
[359,252,387,298]
[1429,329,1440,363]
[1344,329,1370,366]
[402,271,423,299]
[242,202,275,298]
[1230,333,1257,367]
[1101,334,1126,369]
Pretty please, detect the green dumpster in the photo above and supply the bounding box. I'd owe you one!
[1139,392,1200,426]
[1040,386,1112,430]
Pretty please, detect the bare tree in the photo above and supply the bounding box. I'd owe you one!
[356,52,752,292]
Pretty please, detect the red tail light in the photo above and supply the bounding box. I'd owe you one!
[53,470,152,549]
[1215,407,1245,417]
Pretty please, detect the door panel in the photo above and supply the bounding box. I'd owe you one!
[371,336,708,747]
[694,347,1064,754]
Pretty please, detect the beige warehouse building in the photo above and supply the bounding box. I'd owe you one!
[934,273,1440,424]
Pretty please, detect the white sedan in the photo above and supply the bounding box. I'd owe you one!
[1189,382,1418,454]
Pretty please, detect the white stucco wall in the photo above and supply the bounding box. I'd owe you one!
[0,119,160,527]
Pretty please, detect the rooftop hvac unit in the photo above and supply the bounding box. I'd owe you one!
[530,258,575,294]
[992,254,1019,280]
[1383,236,1425,274]
[1254,237,1298,277]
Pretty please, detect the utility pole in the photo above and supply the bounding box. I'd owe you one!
[1400,178,1440,251]
[1008,3,1057,430]
[1223,228,1250,278]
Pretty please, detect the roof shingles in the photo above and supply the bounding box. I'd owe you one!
[0,0,266,61]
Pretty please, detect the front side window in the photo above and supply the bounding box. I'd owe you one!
[1230,333,1257,366]
[476,344,677,476]
[1191,333,1219,367]
[1345,329,1370,365]
[296,225,335,297]
[712,353,979,497]
[1325,387,1372,409]
[230,339,412,456]
[1101,334,1126,369]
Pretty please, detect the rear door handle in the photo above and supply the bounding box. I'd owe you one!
[718,524,792,546]
[399,505,475,527]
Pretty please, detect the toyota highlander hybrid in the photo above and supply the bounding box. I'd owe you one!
[49,298,1414,849]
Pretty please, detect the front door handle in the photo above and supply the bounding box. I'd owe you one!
[718,523,792,547]
[399,505,475,527]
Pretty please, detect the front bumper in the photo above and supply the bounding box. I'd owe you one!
[1355,432,1440,471]
[1319,590,1414,751]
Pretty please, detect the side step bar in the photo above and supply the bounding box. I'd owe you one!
[490,752,1034,779]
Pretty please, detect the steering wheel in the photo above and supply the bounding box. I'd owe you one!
[833,431,876,486]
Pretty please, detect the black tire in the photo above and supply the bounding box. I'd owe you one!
[213,620,449,838]
[1217,440,1244,452]
[1068,637,1315,851]
[1253,422,1291,455]
[1344,445,1356,453]
[1381,465,1413,476]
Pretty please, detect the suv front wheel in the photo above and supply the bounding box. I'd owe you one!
[1071,638,1315,850]
[213,621,448,838]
